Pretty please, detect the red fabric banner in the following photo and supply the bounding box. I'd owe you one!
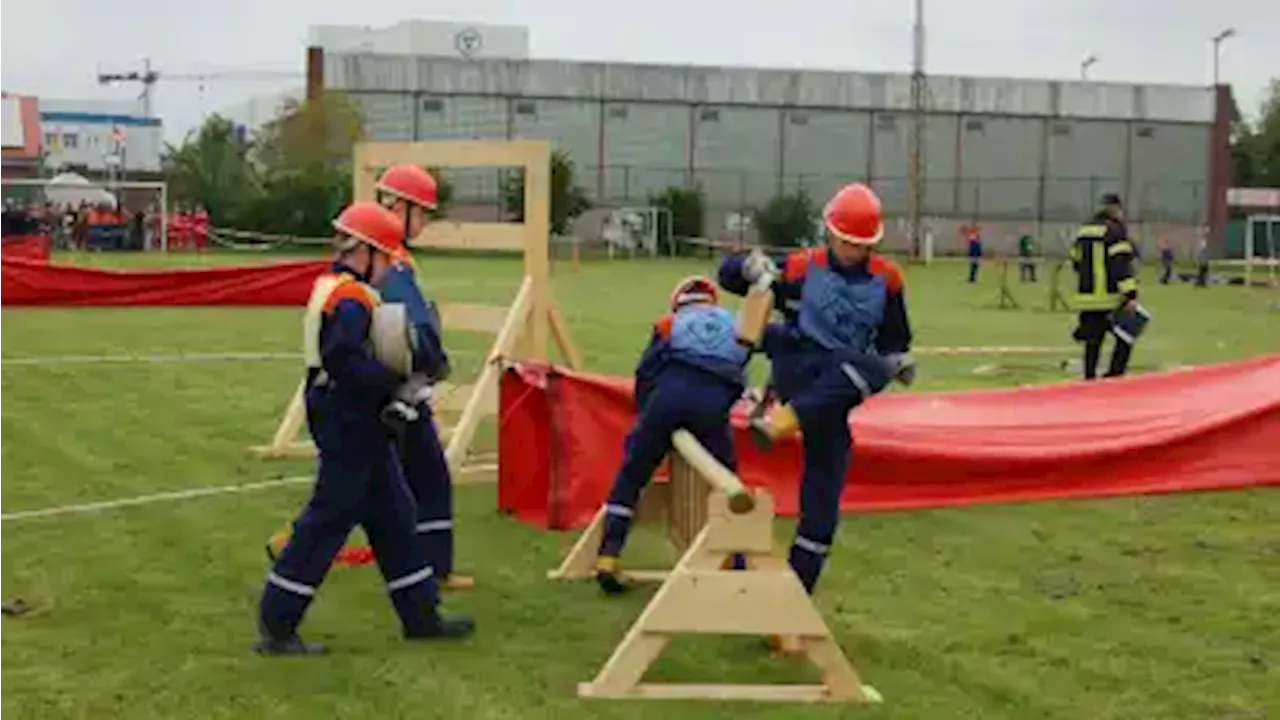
[0,235,52,263]
[0,258,327,307]
[498,357,1280,530]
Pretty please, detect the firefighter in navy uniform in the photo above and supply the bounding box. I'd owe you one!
[255,202,474,656]
[373,163,474,592]
[594,276,752,595]
[718,182,916,596]
[1070,193,1139,380]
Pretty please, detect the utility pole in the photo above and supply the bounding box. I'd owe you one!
[1211,28,1235,87]
[907,0,926,260]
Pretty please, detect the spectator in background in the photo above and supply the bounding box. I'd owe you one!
[130,207,146,250]
[1018,227,1037,282]
[1158,237,1174,284]
[1195,235,1210,288]
[964,224,983,283]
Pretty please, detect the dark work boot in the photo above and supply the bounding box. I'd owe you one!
[253,633,327,656]
[595,569,631,596]
[593,555,631,596]
[404,612,476,641]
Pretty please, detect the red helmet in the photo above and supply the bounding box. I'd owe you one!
[332,201,403,256]
[670,275,719,310]
[824,183,883,246]
[376,164,438,209]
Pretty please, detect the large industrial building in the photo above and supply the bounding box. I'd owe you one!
[302,21,1232,253]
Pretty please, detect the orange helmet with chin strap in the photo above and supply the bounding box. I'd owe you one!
[332,201,403,256]
[823,182,884,246]
[670,275,719,311]
[376,164,439,209]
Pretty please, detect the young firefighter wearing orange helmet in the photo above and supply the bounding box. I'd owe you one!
[718,182,916,594]
[593,276,753,594]
[372,164,473,591]
[255,202,474,655]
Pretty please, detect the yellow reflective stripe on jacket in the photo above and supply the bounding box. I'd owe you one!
[1107,241,1134,257]
[1071,293,1121,310]
[1077,224,1107,239]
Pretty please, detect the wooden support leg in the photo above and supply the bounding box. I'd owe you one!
[577,492,881,704]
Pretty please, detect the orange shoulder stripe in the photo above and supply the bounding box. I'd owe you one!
[654,314,674,340]
[869,254,904,294]
[323,277,377,314]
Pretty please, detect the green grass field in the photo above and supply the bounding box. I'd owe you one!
[2,251,1278,720]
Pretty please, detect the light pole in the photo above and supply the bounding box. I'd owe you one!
[1080,54,1098,81]
[1211,28,1235,86]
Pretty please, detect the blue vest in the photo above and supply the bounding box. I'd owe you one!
[796,264,888,354]
[668,304,749,383]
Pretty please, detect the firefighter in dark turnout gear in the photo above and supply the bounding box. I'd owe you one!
[1070,193,1139,380]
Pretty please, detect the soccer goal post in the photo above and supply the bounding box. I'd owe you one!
[601,206,674,259]
[2,176,170,251]
[1244,214,1280,288]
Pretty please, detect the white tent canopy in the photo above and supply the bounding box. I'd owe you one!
[42,172,117,209]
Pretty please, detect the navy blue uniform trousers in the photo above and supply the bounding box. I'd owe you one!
[598,364,741,559]
[259,386,440,638]
[398,408,456,578]
[769,340,893,593]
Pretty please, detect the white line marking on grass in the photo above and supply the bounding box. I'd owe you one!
[1,352,301,366]
[1,463,497,523]
[2,349,483,367]
[0,476,313,522]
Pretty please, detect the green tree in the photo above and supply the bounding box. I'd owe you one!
[160,115,257,225]
[501,150,591,235]
[246,91,365,236]
[1250,78,1280,187]
[647,185,705,254]
[1232,78,1280,187]
[753,188,820,248]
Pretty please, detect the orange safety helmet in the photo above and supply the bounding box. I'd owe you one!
[332,201,403,256]
[823,182,884,246]
[670,275,719,310]
[376,164,439,210]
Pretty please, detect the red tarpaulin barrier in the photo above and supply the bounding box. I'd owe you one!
[498,357,1280,530]
[0,258,327,307]
[1,235,52,263]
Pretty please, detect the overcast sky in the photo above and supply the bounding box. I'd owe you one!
[3,0,1276,142]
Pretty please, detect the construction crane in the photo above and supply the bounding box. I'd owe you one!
[96,57,303,118]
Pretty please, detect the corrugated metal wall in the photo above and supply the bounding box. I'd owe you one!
[331,53,1213,224]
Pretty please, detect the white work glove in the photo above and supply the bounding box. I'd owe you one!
[884,353,918,387]
[395,374,434,408]
[381,374,434,430]
[742,249,778,285]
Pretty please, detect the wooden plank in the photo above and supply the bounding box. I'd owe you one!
[640,570,831,636]
[413,222,526,253]
[580,683,842,702]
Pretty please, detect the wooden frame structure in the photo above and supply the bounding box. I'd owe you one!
[251,140,583,474]
[552,431,881,703]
